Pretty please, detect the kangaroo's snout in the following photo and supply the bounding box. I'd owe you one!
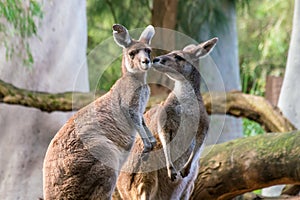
[153,57,160,63]
[140,57,151,70]
[153,56,167,65]
[142,58,150,65]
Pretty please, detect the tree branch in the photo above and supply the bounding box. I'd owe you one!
[282,184,300,196]
[202,92,296,133]
[0,79,101,112]
[2,80,298,198]
[190,131,300,200]
[0,80,295,133]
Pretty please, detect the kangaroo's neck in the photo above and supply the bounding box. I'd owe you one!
[190,67,201,95]
[128,71,147,83]
[122,68,147,84]
[174,71,201,98]
[173,81,196,99]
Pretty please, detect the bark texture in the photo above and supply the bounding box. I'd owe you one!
[0,83,294,133]
[151,0,178,29]
[149,0,179,95]
[0,79,98,112]
[1,80,299,199]
[190,131,300,200]
[202,92,296,133]
[269,0,300,196]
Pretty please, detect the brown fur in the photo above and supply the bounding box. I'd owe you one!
[116,38,218,200]
[43,24,155,200]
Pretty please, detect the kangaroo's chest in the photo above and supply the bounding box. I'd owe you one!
[160,95,200,140]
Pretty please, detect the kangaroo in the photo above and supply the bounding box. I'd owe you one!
[43,24,156,200]
[115,38,218,200]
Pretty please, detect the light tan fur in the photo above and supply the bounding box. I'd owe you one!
[116,38,218,200]
[43,24,156,200]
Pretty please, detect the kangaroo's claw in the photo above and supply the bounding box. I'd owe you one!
[150,137,157,147]
[142,142,153,153]
[168,166,178,182]
[170,172,177,182]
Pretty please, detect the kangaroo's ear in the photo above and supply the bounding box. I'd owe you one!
[112,24,132,48]
[184,37,218,59]
[139,25,155,45]
[183,44,197,52]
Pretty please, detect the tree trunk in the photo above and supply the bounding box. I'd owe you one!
[1,79,298,199]
[151,0,178,29]
[190,131,300,200]
[150,0,178,95]
[263,0,300,196]
[0,1,89,199]
[197,0,243,145]
[278,0,300,129]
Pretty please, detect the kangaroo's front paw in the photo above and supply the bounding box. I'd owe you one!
[168,166,178,182]
[149,136,157,147]
[142,142,153,153]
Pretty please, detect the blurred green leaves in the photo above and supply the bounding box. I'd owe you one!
[243,118,265,137]
[238,0,293,95]
[87,0,152,53]
[87,0,152,91]
[0,0,43,66]
[87,0,293,94]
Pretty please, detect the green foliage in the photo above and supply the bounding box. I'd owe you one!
[95,58,122,91]
[237,0,293,95]
[253,189,262,195]
[87,0,152,52]
[243,118,265,137]
[86,0,294,95]
[87,0,152,91]
[0,0,43,66]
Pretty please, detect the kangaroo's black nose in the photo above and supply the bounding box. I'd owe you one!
[142,58,150,64]
[153,58,160,63]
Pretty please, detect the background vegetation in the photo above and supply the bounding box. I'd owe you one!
[0,1,298,198]
[0,0,294,136]
[85,0,293,137]
[0,0,43,66]
[238,0,293,96]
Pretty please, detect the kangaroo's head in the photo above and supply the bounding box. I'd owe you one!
[152,37,218,82]
[113,24,155,74]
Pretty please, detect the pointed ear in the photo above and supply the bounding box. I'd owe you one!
[186,37,218,59]
[112,24,132,48]
[139,25,155,45]
[183,44,197,52]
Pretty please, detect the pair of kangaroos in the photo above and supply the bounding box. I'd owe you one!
[43,24,218,200]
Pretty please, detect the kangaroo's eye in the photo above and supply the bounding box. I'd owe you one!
[144,48,151,56]
[174,54,185,61]
[129,50,138,59]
